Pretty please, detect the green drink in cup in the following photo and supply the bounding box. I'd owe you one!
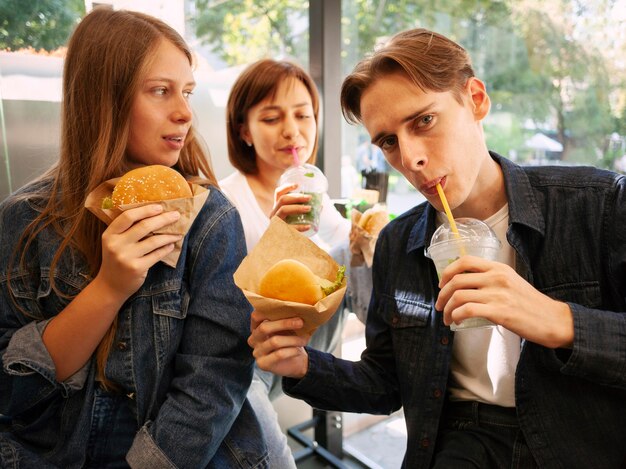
[278,162,328,237]
[425,218,501,331]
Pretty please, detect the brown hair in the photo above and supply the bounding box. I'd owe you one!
[226,59,320,174]
[341,28,475,125]
[9,8,216,390]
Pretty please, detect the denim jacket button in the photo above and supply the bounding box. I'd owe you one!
[117,342,127,351]
[440,336,449,345]
[392,315,399,325]
[433,389,442,398]
[420,437,430,447]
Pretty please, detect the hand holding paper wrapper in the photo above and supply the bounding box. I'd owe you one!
[234,217,347,337]
[84,173,209,268]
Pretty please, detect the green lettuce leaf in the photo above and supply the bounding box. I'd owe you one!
[319,265,346,296]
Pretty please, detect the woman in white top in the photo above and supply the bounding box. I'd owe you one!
[220,171,348,254]
[219,59,350,469]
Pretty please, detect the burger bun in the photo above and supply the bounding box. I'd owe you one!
[358,207,389,235]
[111,165,191,207]
[259,259,325,305]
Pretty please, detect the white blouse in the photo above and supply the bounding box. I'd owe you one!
[219,170,350,254]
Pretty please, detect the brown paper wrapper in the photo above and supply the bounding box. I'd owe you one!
[84,178,209,268]
[349,209,378,268]
[234,217,347,337]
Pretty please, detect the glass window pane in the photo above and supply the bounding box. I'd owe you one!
[341,0,626,217]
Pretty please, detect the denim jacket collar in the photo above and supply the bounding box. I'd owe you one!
[406,151,546,255]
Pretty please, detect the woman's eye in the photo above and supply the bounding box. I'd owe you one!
[153,87,167,96]
[297,114,311,120]
[262,117,279,124]
[183,90,194,98]
[416,114,434,128]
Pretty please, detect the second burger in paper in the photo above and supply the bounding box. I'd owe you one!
[234,217,347,336]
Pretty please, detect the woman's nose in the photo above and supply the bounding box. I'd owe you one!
[172,95,192,123]
[282,116,300,139]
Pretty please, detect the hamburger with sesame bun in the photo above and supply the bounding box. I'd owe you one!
[101,165,192,208]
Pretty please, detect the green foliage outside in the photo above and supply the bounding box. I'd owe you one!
[191,0,626,171]
[2,0,624,170]
[192,0,309,64]
[0,0,85,52]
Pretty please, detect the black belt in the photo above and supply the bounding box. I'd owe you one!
[443,400,518,427]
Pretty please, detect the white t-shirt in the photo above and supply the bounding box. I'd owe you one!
[441,204,522,407]
[219,170,351,253]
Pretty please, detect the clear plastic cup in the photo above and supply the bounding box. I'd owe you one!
[278,163,328,237]
[425,218,501,331]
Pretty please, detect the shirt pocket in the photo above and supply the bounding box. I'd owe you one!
[540,281,602,308]
[380,293,432,329]
[151,280,188,320]
[150,281,189,365]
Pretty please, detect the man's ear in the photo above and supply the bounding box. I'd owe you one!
[466,77,490,121]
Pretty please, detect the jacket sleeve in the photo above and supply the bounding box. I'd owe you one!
[283,230,402,415]
[1,318,89,409]
[0,199,89,418]
[558,174,626,390]
[126,192,254,468]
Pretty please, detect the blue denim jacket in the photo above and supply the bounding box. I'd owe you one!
[284,153,626,469]
[0,181,268,468]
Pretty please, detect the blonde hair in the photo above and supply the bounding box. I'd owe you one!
[226,59,320,174]
[341,28,475,125]
[9,8,216,390]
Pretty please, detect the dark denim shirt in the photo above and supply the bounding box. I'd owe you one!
[0,181,268,468]
[284,153,626,469]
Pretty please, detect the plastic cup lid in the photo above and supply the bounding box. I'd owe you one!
[279,163,328,192]
[427,217,501,254]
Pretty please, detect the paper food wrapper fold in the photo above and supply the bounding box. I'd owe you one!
[84,177,209,268]
[349,209,378,268]
[234,217,347,337]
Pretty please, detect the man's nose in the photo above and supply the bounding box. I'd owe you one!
[399,138,428,171]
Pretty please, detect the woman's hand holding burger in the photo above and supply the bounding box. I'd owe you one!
[96,204,183,302]
[248,311,311,379]
[94,165,191,301]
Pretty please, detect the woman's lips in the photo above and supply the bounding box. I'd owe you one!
[163,135,185,150]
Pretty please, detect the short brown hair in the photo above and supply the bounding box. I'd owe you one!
[341,28,475,125]
[226,59,320,174]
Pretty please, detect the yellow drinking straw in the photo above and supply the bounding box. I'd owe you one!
[435,183,459,237]
[435,182,466,256]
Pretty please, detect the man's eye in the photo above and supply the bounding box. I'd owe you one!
[183,90,194,98]
[153,88,167,96]
[379,136,397,151]
[297,114,311,120]
[262,117,279,123]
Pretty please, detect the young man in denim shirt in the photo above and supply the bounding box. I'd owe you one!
[249,28,626,468]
